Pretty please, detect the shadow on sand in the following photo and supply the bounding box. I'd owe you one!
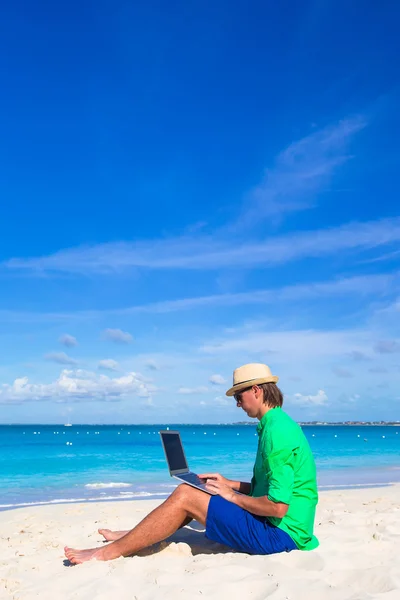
[63,521,235,566]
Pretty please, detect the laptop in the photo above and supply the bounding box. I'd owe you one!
[159,430,217,495]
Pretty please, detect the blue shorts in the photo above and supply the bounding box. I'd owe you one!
[205,495,298,555]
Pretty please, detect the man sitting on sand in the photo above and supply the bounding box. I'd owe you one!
[65,363,319,563]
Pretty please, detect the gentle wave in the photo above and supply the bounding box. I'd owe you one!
[0,491,170,509]
[84,482,132,489]
[319,482,395,489]
[2,483,396,510]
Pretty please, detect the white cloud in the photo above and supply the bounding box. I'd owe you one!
[178,386,209,395]
[102,328,133,344]
[59,334,78,347]
[0,369,154,404]
[98,359,120,372]
[293,390,328,406]
[209,374,227,385]
[45,352,78,366]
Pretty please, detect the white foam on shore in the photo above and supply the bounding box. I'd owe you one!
[0,491,170,509]
[84,482,132,489]
[319,482,394,489]
[1,481,397,511]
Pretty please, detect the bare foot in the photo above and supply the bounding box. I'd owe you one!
[64,544,121,564]
[98,528,128,542]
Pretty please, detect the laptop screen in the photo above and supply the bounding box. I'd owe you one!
[161,432,188,472]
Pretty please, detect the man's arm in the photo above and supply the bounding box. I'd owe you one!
[205,432,295,515]
[198,473,252,495]
[230,480,252,495]
[230,492,289,518]
[204,476,290,518]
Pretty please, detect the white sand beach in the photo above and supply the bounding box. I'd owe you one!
[1,484,399,600]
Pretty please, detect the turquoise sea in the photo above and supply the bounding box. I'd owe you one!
[1,424,399,511]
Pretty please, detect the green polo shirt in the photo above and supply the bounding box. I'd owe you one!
[250,407,319,550]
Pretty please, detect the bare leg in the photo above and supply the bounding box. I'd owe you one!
[99,517,193,542]
[98,529,129,542]
[65,485,209,564]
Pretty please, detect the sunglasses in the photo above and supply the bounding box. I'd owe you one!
[234,386,252,404]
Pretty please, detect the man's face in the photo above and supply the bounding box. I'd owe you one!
[235,386,261,418]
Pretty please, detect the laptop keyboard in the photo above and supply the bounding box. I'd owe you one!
[179,472,205,486]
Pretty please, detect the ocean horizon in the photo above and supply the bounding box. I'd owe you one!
[1,423,399,512]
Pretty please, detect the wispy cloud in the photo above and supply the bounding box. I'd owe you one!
[0,272,395,323]
[0,115,391,279]
[45,352,78,366]
[178,386,209,395]
[102,329,133,344]
[239,117,366,223]
[116,272,396,314]
[209,374,227,385]
[360,249,400,264]
[4,217,400,274]
[200,328,371,359]
[0,113,367,276]
[22,277,370,326]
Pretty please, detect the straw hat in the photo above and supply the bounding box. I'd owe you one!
[226,363,279,396]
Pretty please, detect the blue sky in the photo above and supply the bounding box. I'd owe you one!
[0,0,399,423]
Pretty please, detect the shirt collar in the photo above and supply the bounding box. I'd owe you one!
[256,407,280,435]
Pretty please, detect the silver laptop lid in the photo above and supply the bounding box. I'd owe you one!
[159,430,190,476]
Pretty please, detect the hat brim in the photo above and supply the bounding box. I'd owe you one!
[226,376,279,397]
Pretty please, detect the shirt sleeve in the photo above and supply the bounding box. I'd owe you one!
[263,445,295,505]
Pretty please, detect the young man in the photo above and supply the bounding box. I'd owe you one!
[64,363,319,564]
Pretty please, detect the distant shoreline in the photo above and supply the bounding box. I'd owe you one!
[299,423,400,427]
[1,422,399,427]
[234,421,400,426]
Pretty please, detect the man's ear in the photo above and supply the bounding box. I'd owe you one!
[255,385,265,402]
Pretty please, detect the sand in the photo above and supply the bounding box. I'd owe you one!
[1,484,399,600]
